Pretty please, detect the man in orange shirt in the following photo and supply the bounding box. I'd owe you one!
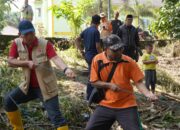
[85,34,157,130]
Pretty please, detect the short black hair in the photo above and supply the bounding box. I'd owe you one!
[126,14,133,19]
[92,14,101,25]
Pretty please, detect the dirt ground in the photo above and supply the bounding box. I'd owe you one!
[0,46,180,130]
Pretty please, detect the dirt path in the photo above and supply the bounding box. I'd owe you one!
[158,56,180,83]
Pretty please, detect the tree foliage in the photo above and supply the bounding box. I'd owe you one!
[50,0,96,37]
[150,0,180,38]
[4,12,20,27]
[119,0,156,29]
[0,0,11,31]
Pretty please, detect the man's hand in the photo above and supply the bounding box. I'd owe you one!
[146,92,158,101]
[80,50,85,57]
[136,80,158,101]
[27,61,37,69]
[65,68,76,79]
[108,83,120,92]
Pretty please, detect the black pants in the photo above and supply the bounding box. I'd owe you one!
[145,70,157,92]
[4,87,67,128]
[85,52,97,100]
[85,106,142,130]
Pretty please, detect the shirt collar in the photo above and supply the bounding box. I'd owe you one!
[102,52,127,64]
[91,24,97,29]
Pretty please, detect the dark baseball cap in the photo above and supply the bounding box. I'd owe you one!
[103,34,125,51]
[18,20,35,35]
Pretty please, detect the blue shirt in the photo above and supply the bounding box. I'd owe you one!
[80,25,100,54]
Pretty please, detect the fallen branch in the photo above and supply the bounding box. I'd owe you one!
[161,92,180,102]
[144,114,162,122]
[24,123,53,129]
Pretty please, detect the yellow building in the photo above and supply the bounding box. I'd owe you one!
[33,0,72,38]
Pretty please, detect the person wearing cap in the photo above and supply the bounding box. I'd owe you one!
[117,14,141,62]
[85,34,158,130]
[21,0,33,22]
[76,14,102,100]
[4,20,76,130]
[111,11,123,34]
[99,12,112,39]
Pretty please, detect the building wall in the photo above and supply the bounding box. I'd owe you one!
[33,0,71,38]
[52,0,71,38]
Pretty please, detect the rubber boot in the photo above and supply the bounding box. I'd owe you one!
[6,110,24,130]
[57,125,69,130]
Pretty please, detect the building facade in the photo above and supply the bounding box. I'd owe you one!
[33,0,72,38]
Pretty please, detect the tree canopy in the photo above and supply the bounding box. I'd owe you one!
[150,0,180,38]
[118,0,156,29]
[0,0,11,31]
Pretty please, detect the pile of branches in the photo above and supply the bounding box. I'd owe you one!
[137,93,180,130]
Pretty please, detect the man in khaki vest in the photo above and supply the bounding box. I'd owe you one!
[4,20,75,130]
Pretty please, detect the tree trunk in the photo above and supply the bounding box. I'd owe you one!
[99,0,103,13]
[138,15,140,26]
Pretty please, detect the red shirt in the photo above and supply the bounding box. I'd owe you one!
[9,37,57,88]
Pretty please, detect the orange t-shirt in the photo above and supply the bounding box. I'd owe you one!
[90,52,144,109]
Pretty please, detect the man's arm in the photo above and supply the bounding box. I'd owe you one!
[51,55,67,71]
[135,79,157,100]
[95,30,102,53]
[96,42,102,53]
[8,41,34,69]
[116,27,122,38]
[130,60,157,100]
[51,55,76,78]
[91,81,120,92]
[8,57,34,69]
[75,36,84,55]
[135,29,140,47]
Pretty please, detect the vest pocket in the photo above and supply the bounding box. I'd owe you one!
[43,75,57,93]
[19,52,28,60]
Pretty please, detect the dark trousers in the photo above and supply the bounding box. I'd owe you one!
[85,52,97,100]
[4,87,67,128]
[145,70,157,92]
[85,106,143,130]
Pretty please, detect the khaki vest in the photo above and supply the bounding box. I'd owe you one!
[15,38,58,101]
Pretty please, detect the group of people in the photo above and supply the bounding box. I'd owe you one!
[3,4,158,130]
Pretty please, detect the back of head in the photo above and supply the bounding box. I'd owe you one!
[115,11,119,17]
[145,43,153,48]
[126,14,133,19]
[92,14,101,25]
[25,0,28,5]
